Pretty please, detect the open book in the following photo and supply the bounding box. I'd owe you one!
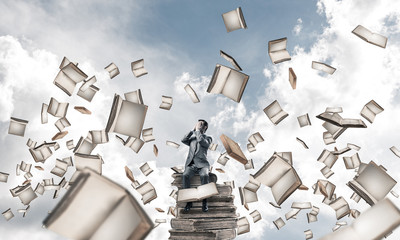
[251,154,302,205]
[48,97,69,118]
[177,182,219,202]
[207,64,249,103]
[220,50,242,71]
[264,100,288,125]
[239,177,260,210]
[105,94,148,138]
[297,113,311,127]
[317,112,366,128]
[221,7,247,33]
[352,25,387,48]
[53,60,88,96]
[159,96,173,110]
[139,162,153,176]
[10,183,37,205]
[184,84,200,103]
[347,161,396,205]
[268,37,291,64]
[124,89,144,105]
[237,217,250,235]
[29,143,53,163]
[131,59,148,78]
[77,84,99,102]
[104,62,120,79]
[43,168,153,240]
[79,76,96,92]
[317,149,338,168]
[312,61,336,75]
[320,199,400,240]
[248,132,264,147]
[8,117,28,137]
[360,100,384,123]
[135,181,157,204]
[220,134,247,164]
[329,196,350,220]
[55,117,70,131]
[343,153,361,169]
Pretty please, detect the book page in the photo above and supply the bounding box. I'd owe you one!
[253,155,292,187]
[114,100,147,138]
[271,168,300,205]
[210,65,230,94]
[221,68,248,102]
[197,182,218,199]
[222,8,242,32]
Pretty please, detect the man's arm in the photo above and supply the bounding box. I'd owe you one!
[193,130,212,148]
[181,131,194,146]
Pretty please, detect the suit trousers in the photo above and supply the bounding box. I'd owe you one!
[182,165,209,189]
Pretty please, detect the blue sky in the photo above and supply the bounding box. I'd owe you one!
[1,0,400,239]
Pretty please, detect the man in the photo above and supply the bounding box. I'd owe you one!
[181,119,212,212]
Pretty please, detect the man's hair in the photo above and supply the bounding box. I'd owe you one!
[198,119,208,132]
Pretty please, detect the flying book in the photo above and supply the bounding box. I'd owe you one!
[124,137,145,153]
[237,217,250,235]
[352,25,388,48]
[153,144,158,157]
[159,96,173,110]
[268,37,291,64]
[89,130,109,144]
[54,117,71,131]
[139,162,153,176]
[207,64,249,103]
[124,89,144,104]
[264,100,288,125]
[239,177,260,210]
[304,230,313,240]
[166,140,180,148]
[251,154,302,205]
[142,128,155,142]
[296,137,309,149]
[275,152,293,165]
[2,208,14,221]
[184,84,200,103]
[74,153,102,175]
[323,132,335,145]
[248,132,264,147]
[0,172,9,183]
[312,61,336,75]
[347,143,361,151]
[29,143,53,163]
[10,183,37,205]
[291,202,312,209]
[74,136,97,154]
[220,134,247,164]
[54,61,88,96]
[285,208,300,220]
[77,84,99,102]
[131,59,148,78]
[48,97,69,118]
[297,113,311,127]
[250,210,261,223]
[124,166,139,186]
[41,103,49,124]
[8,117,28,137]
[208,143,218,151]
[106,94,148,138]
[217,152,229,166]
[314,179,336,200]
[135,181,157,204]
[347,161,396,205]
[79,76,97,92]
[74,106,91,114]
[244,159,254,170]
[390,146,400,158]
[104,62,120,79]
[177,182,219,202]
[50,159,69,177]
[52,131,68,141]
[316,112,367,128]
[343,153,361,169]
[329,196,350,220]
[289,67,296,89]
[360,100,384,123]
[321,199,400,240]
[321,166,334,179]
[273,217,285,230]
[221,7,247,33]
[43,168,154,240]
[220,50,242,71]
[317,149,338,168]
[247,143,256,153]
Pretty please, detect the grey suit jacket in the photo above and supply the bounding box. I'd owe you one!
[181,130,212,168]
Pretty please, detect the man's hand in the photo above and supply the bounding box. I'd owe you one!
[195,121,203,131]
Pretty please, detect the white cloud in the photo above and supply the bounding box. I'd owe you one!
[293,18,303,36]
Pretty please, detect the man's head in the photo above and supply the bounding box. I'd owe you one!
[198,119,208,133]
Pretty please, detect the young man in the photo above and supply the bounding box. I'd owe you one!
[181,119,212,212]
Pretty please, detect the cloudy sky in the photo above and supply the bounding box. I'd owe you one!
[1,0,400,239]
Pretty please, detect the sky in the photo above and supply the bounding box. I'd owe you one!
[1,0,400,239]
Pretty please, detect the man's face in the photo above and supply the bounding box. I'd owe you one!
[197,121,207,133]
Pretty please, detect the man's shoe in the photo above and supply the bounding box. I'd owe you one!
[202,199,208,212]
[184,202,192,212]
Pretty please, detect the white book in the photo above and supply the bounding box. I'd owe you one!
[177,182,219,202]
[74,153,102,175]
[26,138,36,148]
[50,159,69,177]
[347,143,361,151]
[104,62,120,79]
[351,192,361,203]
[77,84,99,102]
[166,140,180,148]
[296,137,309,149]
[322,120,347,140]
[54,62,88,96]
[29,143,53,163]
[390,146,400,158]
[317,149,338,168]
[352,25,387,48]
[268,38,291,64]
[289,67,296,89]
[321,199,400,240]
[312,61,336,75]
[10,183,37,205]
[74,136,97,155]
[0,172,9,183]
[43,168,154,240]
[304,230,313,240]
[314,179,336,200]
[250,210,261,223]
[208,143,218,151]
[135,181,157,204]
[159,95,173,110]
[248,132,264,147]
[247,143,256,153]
[326,107,343,113]
[297,113,311,127]
[321,166,334,179]
[263,100,288,125]
[8,117,28,137]
[142,128,155,142]
[55,117,71,131]
[237,217,250,235]
[124,137,145,153]
[124,89,144,105]
[66,140,74,150]
[220,50,242,71]
[323,132,336,145]
[41,103,49,124]
[184,84,200,103]
[139,163,153,176]
[285,208,300,220]
[79,76,97,92]
[329,196,350,220]
[131,59,148,78]
[105,94,148,138]
[2,208,14,221]
[291,202,312,209]
[222,7,247,33]
[47,97,69,118]
[244,159,254,170]
[360,100,384,123]
[217,152,229,166]
[273,217,285,230]
[207,64,249,103]
[89,130,109,144]
[343,153,361,169]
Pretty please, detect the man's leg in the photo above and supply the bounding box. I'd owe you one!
[199,167,210,212]
[182,165,195,212]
